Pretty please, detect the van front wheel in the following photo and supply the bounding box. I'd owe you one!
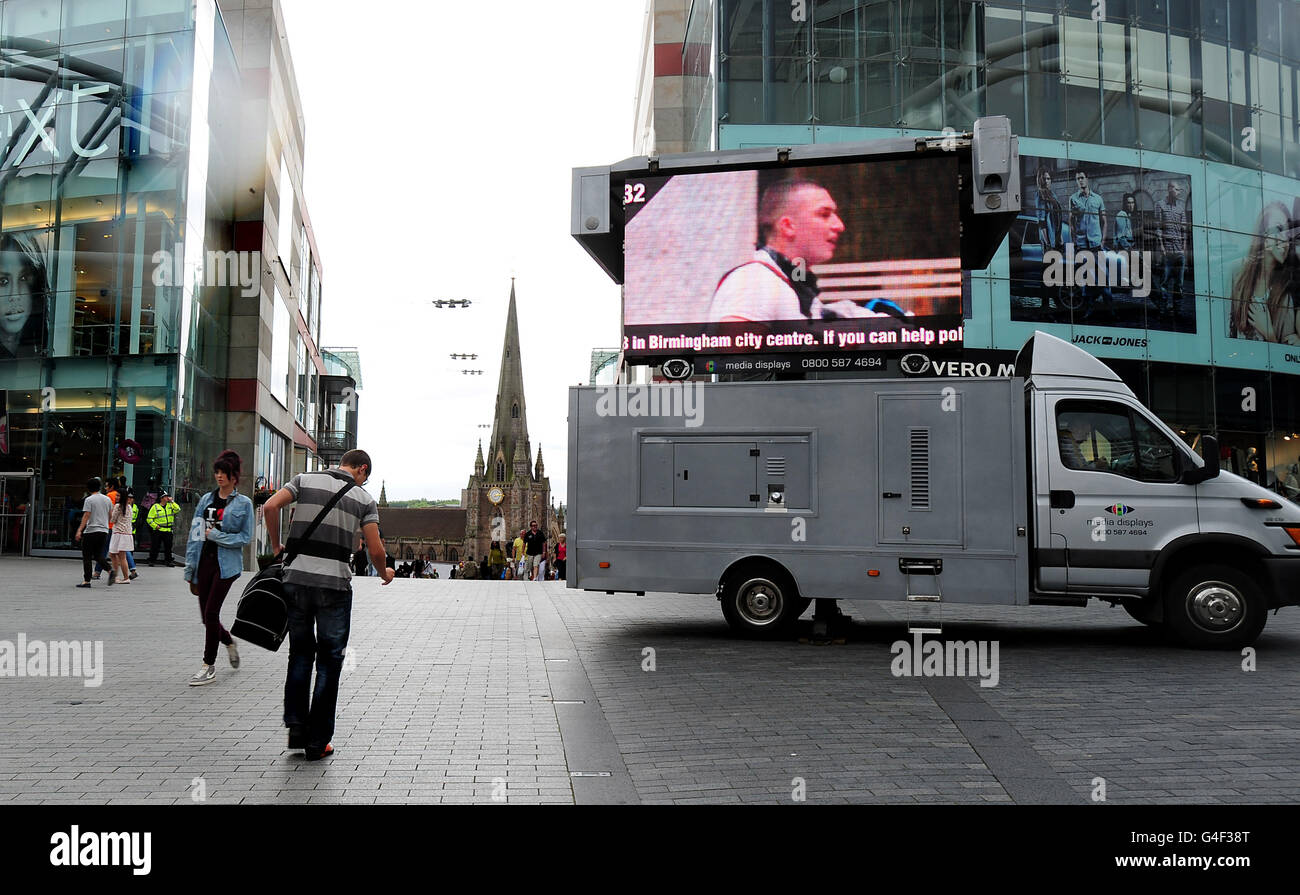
[721,572,803,638]
[1163,565,1266,649]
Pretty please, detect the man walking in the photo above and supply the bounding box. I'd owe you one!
[263,449,393,761]
[147,492,179,566]
[73,477,113,588]
[523,520,546,581]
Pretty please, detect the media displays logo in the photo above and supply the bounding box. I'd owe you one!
[1105,503,1136,516]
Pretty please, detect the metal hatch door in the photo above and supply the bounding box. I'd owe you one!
[673,441,759,508]
[878,395,963,546]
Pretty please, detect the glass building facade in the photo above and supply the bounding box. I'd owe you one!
[669,0,1300,494]
[0,0,239,551]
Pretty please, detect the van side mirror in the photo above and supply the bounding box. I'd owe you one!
[1183,435,1220,485]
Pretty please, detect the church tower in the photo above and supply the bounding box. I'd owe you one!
[464,281,551,561]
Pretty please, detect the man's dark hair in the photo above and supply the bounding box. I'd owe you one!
[757,179,826,246]
[530,520,538,526]
[86,476,102,494]
[340,449,372,476]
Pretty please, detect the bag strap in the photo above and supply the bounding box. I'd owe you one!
[284,480,355,565]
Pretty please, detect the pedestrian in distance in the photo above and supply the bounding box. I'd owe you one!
[147,491,179,566]
[184,450,253,687]
[107,489,135,586]
[556,534,567,581]
[488,540,505,580]
[72,477,113,588]
[263,448,393,762]
[512,529,525,567]
[523,519,546,581]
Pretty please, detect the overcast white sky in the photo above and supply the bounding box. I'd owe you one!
[278,0,646,504]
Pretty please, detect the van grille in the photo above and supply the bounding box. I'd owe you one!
[910,428,930,509]
[766,457,786,477]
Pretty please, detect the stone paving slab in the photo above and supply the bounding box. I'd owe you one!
[2,556,1299,804]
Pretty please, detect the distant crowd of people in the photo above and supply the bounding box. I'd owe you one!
[73,475,182,587]
[452,521,566,581]
[343,518,567,582]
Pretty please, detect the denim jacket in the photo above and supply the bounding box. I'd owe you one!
[184,489,255,581]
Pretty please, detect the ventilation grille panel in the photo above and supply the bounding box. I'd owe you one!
[909,428,931,509]
[766,457,786,477]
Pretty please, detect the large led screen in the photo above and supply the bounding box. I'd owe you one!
[622,154,963,361]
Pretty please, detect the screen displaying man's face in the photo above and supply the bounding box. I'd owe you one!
[778,184,845,266]
[620,153,962,355]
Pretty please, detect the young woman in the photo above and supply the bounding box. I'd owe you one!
[0,231,49,359]
[183,450,254,687]
[1229,201,1293,342]
[555,534,566,581]
[488,540,505,580]
[107,489,135,585]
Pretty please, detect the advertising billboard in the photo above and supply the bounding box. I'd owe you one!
[621,153,963,364]
[1010,153,1195,334]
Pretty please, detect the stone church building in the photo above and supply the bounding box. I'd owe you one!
[378,283,561,565]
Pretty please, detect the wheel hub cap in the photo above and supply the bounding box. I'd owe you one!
[739,579,781,624]
[1188,583,1244,632]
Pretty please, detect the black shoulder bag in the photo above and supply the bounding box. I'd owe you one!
[231,481,356,651]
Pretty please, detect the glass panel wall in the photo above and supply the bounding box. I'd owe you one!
[0,0,236,549]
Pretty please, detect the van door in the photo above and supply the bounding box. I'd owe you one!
[1046,396,1195,590]
[878,394,963,546]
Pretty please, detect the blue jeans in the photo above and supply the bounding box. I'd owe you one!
[1160,251,1186,312]
[282,582,353,750]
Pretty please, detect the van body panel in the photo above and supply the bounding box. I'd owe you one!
[569,378,1027,605]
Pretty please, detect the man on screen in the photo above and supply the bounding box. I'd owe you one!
[707,180,897,323]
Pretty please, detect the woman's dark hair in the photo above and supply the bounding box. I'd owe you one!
[86,476,102,494]
[213,449,242,484]
[118,488,132,509]
[1122,192,1136,205]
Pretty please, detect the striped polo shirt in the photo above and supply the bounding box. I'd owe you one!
[282,468,380,590]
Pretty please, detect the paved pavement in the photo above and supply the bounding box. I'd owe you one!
[1,556,1298,804]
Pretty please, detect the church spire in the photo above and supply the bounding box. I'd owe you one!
[535,444,545,479]
[378,480,388,507]
[474,440,485,477]
[488,279,531,482]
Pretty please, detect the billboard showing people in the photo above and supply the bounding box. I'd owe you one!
[1009,153,1195,333]
[622,153,963,362]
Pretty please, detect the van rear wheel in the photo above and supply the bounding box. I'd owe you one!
[720,571,803,639]
[1163,564,1266,649]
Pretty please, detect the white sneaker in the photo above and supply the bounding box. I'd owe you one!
[188,665,215,686]
[226,642,240,669]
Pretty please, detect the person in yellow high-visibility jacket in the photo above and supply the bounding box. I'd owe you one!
[147,492,179,567]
